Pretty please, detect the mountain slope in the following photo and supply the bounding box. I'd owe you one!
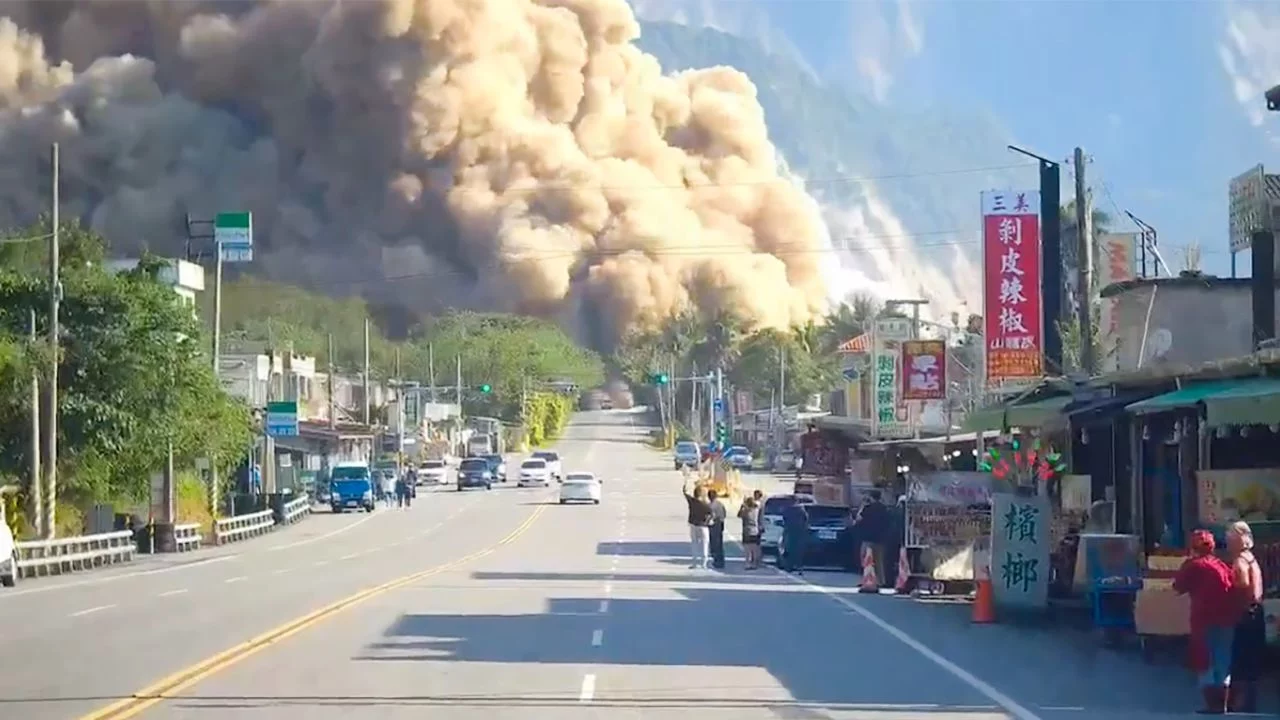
[637,20,1025,320]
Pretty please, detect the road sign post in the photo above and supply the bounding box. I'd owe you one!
[266,401,299,437]
[215,212,253,263]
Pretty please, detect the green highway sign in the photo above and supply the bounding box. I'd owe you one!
[266,400,298,437]
[215,211,253,263]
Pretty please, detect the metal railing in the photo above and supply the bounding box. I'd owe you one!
[279,496,311,525]
[174,523,202,552]
[212,509,275,545]
[15,530,136,578]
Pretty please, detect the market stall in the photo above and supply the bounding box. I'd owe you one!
[903,471,994,592]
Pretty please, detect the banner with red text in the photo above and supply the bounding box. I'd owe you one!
[1097,232,1137,372]
[902,339,947,400]
[981,190,1043,389]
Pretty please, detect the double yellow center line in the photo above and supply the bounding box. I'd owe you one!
[80,504,548,720]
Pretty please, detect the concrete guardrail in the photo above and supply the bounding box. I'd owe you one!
[15,530,136,578]
[279,496,311,526]
[174,523,202,552]
[213,509,275,545]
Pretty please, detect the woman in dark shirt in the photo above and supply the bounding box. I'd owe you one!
[738,496,762,569]
[683,486,713,569]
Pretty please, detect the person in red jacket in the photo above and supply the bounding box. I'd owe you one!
[1173,529,1239,714]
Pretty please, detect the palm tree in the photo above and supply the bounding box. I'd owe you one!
[820,293,880,352]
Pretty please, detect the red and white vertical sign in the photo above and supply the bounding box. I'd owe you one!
[981,190,1043,388]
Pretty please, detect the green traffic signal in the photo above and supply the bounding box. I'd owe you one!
[647,372,669,385]
[478,384,492,393]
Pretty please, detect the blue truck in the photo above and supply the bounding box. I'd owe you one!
[329,461,375,513]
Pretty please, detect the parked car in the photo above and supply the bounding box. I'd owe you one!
[760,493,814,559]
[0,509,16,587]
[777,504,860,571]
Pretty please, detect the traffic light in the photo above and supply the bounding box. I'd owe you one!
[715,421,728,444]
[478,384,491,394]
[646,372,669,385]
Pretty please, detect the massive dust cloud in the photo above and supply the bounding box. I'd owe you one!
[0,0,829,343]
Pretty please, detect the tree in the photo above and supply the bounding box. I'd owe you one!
[1056,203,1114,374]
[819,293,880,351]
[728,328,839,407]
[0,229,254,519]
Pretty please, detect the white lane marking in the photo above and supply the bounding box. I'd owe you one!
[598,599,609,613]
[268,510,381,551]
[70,604,114,617]
[591,629,604,647]
[225,576,248,584]
[772,568,1044,720]
[158,589,188,598]
[272,568,291,576]
[603,582,613,595]
[0,554,240,600]
[313,560,329,567]
[578,674,596,703]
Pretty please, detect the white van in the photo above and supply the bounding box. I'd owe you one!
[0,506,18,587]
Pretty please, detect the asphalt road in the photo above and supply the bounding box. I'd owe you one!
[2,411,1215,719]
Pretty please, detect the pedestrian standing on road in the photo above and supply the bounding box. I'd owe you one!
[738,495,762,570]
[708,490,727,569]
[781,501,809,575]
[1226,520,1265,713]
[793,453,803,482]
[683,485,713,569]
[1173,529,1238,714]
[853,490,891,588]
[380,471,396,509]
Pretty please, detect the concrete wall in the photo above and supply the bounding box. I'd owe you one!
[1109,279,1263,371]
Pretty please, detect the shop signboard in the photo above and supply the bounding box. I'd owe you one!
[1228,164,1272,253]
[902,339,946,401]
[1096,232,1137,373]
[906,471,996,506]
[1196,468,1280,524]
[981,190,1043,390]
[872,316,912,438]
[990,493,1050,610]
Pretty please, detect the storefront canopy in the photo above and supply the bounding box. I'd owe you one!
[962,395,1073,433]
[1065,390,1157,425]
[1124,377,1280,428]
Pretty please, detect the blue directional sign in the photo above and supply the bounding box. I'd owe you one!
[266,401,299,437]
[713,398,724,411]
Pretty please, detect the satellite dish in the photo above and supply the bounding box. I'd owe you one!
[1146,328,1173,360]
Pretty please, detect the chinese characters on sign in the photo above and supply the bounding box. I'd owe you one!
[981,191,1043,390]
[989,493,1050,610]
[901,340,946,401]
[872,317,912,438]
[1097,233,1137,373]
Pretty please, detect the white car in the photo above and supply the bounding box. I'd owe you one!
[518,458,552,487]
[0,512,16,588]
[559,472,602,505]
[418,460,448,485]
[530,451,562,479]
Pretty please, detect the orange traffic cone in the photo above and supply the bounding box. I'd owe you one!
[859,545,879,593]
[972,575,995,624]
[894,546,911,594]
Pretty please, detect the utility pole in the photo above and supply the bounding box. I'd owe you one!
[778,346,786,450]
[455,354,462,411]
[28,308,41,537]
[186,214,222,520]
[327,333,336,430]
[1008,145,1064,372]
[428,343,437,403]
[362,317,370,426]
[1073,146,1095,375]
[44,143,59,539]
[395,347,404,476]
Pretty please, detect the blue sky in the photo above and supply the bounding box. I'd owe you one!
[632,0,1280,280]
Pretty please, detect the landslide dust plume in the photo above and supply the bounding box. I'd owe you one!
[0,0,829,343]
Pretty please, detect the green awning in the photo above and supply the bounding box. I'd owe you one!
[1125,377,1280,428]
[1204,378,1280,428]
[962,395,1072,433]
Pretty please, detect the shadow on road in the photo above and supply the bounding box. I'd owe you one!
[384,575,1206,717]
